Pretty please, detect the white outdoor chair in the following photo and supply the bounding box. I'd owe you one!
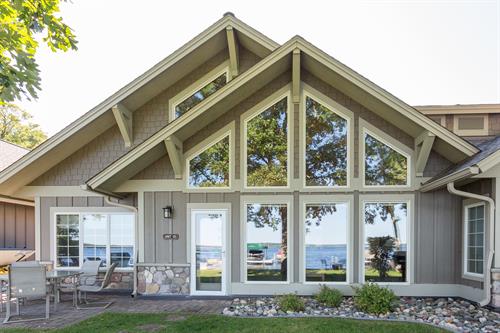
[3,261,52,324]
[59,259,102,306]
[77,262,117,309]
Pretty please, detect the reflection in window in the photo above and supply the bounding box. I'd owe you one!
[365,133,408,186]
[194,212,223,291]
[56,214,80,268]
[83,214,107,266]
[305,203,348,282]
[246,203,288,282]
[246,98,288,187]
[110,215,135,268]
[465,204,484,275]
[175,73,227,118]
[363,202,408,283]
[305,97,348,186]
[189,135,229,188]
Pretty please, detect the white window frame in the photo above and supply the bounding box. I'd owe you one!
[299,195,353,285]
[463,201,486,281]
[169,61,231,121]
[240,195,293,284]
[453,114,489,136]
[359,194,413,285]
[241,85,292,191]
[184,121,235,191]
[300,83,354,190]
[360,119,413,190]
[51,207,136,272]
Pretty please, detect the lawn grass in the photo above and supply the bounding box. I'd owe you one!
[0,312,446,333]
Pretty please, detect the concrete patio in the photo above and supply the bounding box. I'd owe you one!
[0,292,231,329]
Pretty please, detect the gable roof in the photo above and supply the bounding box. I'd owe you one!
[0,140,28,172]
[0,13,278,196]
[421,136,500,192]
[86,35,479,192]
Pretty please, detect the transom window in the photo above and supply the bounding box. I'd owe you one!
[362,201,408,283]
[245,96,289,188]
[244,201,290,282]
[55,212,135,270]
[364,131,409,187]
[188,133,230,188]
[304,96,348,187]
[464,203,485,277]
[303,202,349,282]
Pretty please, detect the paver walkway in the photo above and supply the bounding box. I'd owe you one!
[0,292,231,329]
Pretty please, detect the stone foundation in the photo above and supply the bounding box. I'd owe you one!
[491,268,500,308]
[60,271,133,290]
[137,264,190,295]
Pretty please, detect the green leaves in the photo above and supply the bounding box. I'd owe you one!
[353,283,397,315]
[0,0,77,104]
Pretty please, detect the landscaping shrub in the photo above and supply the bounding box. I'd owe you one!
[278,293,305,312]
[315,285,343,307]
[353,283,397,314]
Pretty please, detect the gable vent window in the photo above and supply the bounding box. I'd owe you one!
[453,115,488,136]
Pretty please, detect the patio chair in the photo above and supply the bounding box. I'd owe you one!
[77,262,117,309]
[59,259,102,306]
[3,261,51,324]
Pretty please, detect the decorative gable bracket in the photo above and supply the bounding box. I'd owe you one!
[415,130,436,177]
[164,135,183,179]
[112,104,133,147]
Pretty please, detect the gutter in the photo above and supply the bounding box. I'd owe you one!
[420,166,480,192]
[446,182,495,307]
[81,184,139,297]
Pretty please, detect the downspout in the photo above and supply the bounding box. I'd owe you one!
[447,182,495,307]
[81,185,139,297]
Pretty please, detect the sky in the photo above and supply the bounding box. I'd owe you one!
[17,0,500,136]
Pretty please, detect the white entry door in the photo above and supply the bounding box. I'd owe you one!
[190,209,228,295]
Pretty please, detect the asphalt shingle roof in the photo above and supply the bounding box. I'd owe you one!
[0,140,28,172]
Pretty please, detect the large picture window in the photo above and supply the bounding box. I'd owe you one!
[304,202,348,282]
[245,97,289,188]
[464,203,485,277]
[364,131,409,187]
[305,96,348,187]
[188,134,230,188]
[55,212,135,270]
[362,201,408,283]
[244,202,289,282]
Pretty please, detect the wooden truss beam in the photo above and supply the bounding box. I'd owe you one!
[164,135,183,179]
[226,26,239,77]
[292,48,301,104]
[112,104,133,147]
[415,131,436,177]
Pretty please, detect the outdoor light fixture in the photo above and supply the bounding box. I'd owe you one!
[163,206,173,219]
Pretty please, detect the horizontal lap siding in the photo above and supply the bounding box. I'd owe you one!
[0,202,35,250]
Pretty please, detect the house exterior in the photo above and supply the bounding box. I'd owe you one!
[0,14,499,306]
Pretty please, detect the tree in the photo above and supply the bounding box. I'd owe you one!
[0,103,46,148]
[367,236,395,279]
[364,203,407,243]
[0,0,77,104]
[189,136,229,187]
[365,134,407,186]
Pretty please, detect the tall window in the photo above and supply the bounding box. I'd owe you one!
[174,72,228,119]
[56,214,80,268]
[363,202,408,283]
[305,96,348,187]
[245,202,288,282]
[364,132,408,186]
[55,213,135,269]
[304,202,348,282]
[245,97,289,187]
[464,203,485,277]
[188,134,230,188]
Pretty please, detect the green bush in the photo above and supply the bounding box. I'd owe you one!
[315,285,343,307]
[278,293,305,312]
[353,283,397,314]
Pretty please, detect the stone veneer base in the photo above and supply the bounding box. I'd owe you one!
[137,264,190,295]
[491,268,500,308]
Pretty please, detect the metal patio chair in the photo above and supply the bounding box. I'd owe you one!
[59,259,102,306]
[3,261,52,324]
[77,262,117,309]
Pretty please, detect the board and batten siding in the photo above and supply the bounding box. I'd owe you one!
[38,195,136,261]
[0,202,35,250]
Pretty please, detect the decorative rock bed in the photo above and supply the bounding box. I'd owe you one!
[222,297,500,332]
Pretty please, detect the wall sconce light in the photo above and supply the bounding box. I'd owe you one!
[163,206,173,219]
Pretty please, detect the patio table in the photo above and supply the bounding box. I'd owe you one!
[0,270,81,310]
